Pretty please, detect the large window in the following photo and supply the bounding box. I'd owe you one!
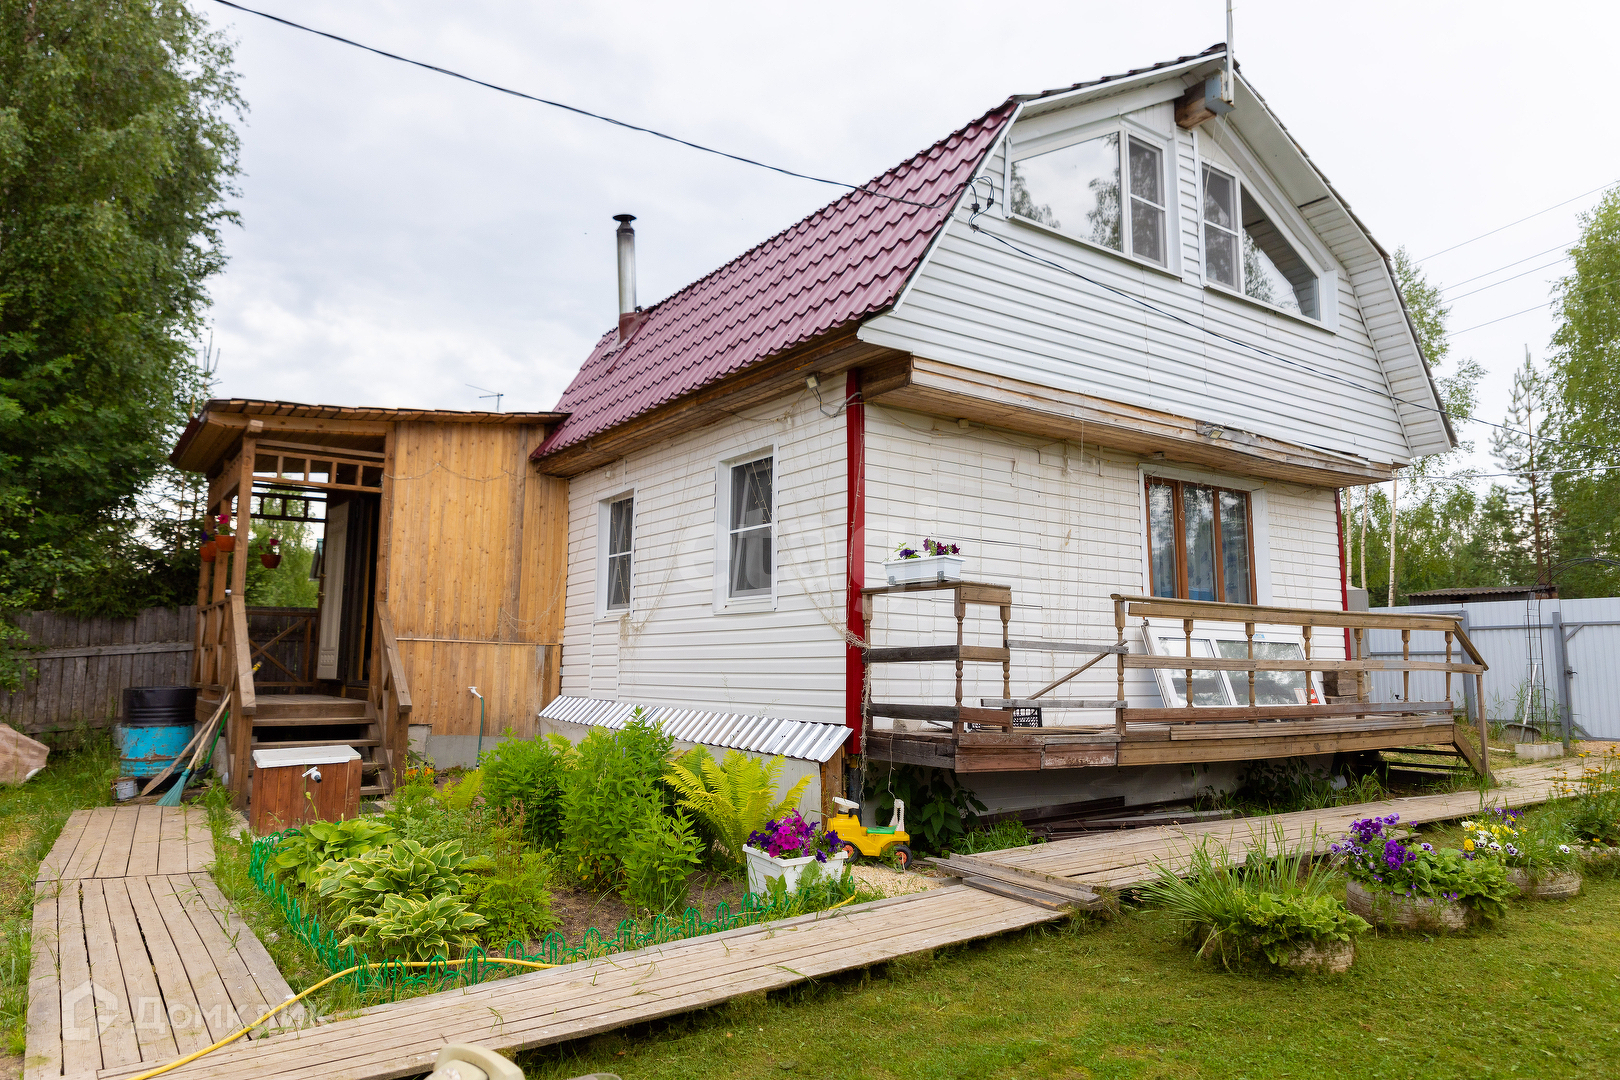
[604,496,633,612]
[1201,164,1319,319]
[1148,629,1315,708]
[726,456,773,599]
[1011,131,1168,266]
[1145,478,1253,604]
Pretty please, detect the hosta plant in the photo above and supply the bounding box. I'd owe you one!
[317,838,490,917]
[272,818,397,888]
[337,893,488,962]
[663,746,810,866]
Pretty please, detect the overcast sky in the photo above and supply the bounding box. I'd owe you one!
[200,0,1617,479]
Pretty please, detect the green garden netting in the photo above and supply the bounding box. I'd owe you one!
[248,834,856,995]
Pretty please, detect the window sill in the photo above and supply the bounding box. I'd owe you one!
[597,609,629,623]
[1201,281,1334,334]
[716,594,775,615]
[1006,214,1183,282]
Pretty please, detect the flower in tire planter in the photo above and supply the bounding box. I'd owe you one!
[744,810,847,895]
[1462,809,1582,900]
[1332,814,1513,929]
[884,538,964,586]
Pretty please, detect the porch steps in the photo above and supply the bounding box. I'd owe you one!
[239,692,394,803]
[250,737,381,749]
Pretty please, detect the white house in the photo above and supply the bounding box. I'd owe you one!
[531,45,1471,814]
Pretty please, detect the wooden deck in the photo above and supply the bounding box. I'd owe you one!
[25,808,294,1080]
[64,761,1575,1080]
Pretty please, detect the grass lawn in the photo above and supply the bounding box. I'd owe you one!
[520,869,1620,1080]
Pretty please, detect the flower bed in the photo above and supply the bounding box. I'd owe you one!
[1332,814,1512,929]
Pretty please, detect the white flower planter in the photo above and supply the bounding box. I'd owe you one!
[743,845,849,896]
[884,554,964,586]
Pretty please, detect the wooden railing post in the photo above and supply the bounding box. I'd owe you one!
[1244,621,1256,707]
[1401,629,1412,704]
[373,601,413,791]
[1302,625,1313,703]
[1182,618,1194,715]
[228,595,257,810]
[1444,630,1455,707]
[1476,672,1492,784]
[1113,596,1126,736]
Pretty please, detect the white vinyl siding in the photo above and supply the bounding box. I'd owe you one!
[863,98,1423,467]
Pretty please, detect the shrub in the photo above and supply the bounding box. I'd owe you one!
[1140,828,1367,968]
[461,814,560,944]
[560,711,674,888]
[876,765,985,853]
[272,818,397,888]
[317,838,490,917]
[481,733,574,849]
[338,893,488,962]
[664,746,809,867]
[621,805,703,915]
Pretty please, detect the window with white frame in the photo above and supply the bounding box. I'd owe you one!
[603,495,633,612]
[1145,625,1319,708]
[1011,130,1169,266]
[1201,164,1319,319]
[725,455,773,599]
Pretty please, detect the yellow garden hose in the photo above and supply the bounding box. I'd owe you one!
[121,957,557,1080]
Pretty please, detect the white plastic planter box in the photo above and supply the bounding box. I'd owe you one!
[883,554,964,586]
[743,845,850,896]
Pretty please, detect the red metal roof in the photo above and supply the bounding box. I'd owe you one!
[535,101,1017,458]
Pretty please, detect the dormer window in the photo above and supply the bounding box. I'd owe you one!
[1011,131,1169,267]
[1201,165,1319,319]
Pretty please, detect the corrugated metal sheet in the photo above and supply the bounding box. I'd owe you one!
[534,103,1016,458]
[1366,597,1620,740]
[540,696,850,763]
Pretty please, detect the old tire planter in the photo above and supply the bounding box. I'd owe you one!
[1506,868,1581,900]
[1277,937,1355,974]
[1346,879,1471,931]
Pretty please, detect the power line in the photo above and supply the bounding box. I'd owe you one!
[1416,179,1617,263]
[207,0,958,211]
[1438,239,1574,293]
[1446,274,1620,338]
[1441,256,1570,303]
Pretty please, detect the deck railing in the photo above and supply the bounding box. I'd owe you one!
[369,600,413,792]
[194,594,259,805]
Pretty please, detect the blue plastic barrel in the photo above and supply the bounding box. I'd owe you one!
[117,687,197,778]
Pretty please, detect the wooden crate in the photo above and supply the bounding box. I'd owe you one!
[249,746,361,834]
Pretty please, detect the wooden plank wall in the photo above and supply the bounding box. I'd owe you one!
[0,607,196,735]
[385,422,566,738]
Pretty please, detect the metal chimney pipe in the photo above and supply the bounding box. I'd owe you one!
[614,214,637,318]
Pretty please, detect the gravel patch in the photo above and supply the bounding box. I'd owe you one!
[850,863,943,898]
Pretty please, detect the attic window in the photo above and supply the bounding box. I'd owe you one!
[1201,165,1319,319]
[1011,131,1168,266]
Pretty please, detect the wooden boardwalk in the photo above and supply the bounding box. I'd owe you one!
[25,808,294,1080]
[60,760,1572,1080]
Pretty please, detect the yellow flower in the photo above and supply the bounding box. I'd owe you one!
[1464,839,1475,851]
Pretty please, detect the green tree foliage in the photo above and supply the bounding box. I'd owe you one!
[1489,355,1560,579]
[1548,189,1620,598]
[0,2,242,658]
[243,519,320,608]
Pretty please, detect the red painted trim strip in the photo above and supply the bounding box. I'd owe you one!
[845,371,865,754]
[1336,488,1352,660]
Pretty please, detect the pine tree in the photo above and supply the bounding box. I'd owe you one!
[1489,353,1559,582]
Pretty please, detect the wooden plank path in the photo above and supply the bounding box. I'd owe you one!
[958,761,1577,889]
[67,760,1573,1080]
[25,808,295,1080]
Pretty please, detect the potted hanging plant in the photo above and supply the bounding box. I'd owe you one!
[883,538,964,586]
[199,523,217,562]
[260,536,283,569]
[213,513,236,553]
[743,810,849,895]
[1333,814,1513,931]
[1465,809,1582,900]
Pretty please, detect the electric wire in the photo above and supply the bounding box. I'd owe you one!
[1446,273,1620,338]
[1438,239,1575,293]
[208,0,961,210]
[1416,179,1618,262]
[1440,256,1571,304]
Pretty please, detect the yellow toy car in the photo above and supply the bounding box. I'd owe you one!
[827,797,914,870]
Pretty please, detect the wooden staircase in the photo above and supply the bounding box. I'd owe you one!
[250,694,391,798]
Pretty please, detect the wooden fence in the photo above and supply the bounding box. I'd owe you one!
[0,607,195,734]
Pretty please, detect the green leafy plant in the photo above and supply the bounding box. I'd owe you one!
[1559,747,1620,848]
[272,818,398,888]
[621,805,704,915]
[435,768,484,811]
[949,820,1037,855]
[461,812,560,944]
[1334,814,1513,922]
[876,765,986,853]
[560,710,674,888]
[1463,808,1580,882]
[1140,827,1367,969]
[663,746,809,867]
[481,732,575,848]
[337,893,488,962]
[317,838,490,917]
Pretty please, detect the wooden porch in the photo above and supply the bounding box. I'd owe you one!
[863,590,1489,778]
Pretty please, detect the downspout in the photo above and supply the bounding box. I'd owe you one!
[1336,489,1352,664]
[845,371,865,755]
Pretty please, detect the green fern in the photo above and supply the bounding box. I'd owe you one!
[663,747,811,867]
